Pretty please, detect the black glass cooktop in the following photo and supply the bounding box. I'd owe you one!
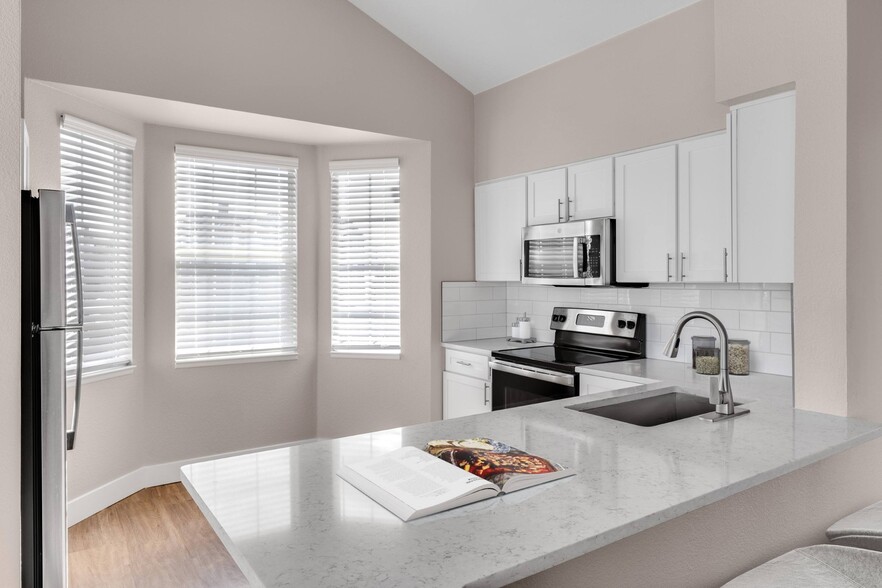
[491,345,629,373]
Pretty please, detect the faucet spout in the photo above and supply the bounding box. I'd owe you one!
[665,311,743,419]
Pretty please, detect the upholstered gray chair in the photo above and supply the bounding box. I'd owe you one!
[827,500,882,551]
[723,545,882,587]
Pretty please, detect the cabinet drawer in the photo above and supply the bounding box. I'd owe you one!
[445,349,490,380]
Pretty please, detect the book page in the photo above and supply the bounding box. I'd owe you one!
[345,446,497,512]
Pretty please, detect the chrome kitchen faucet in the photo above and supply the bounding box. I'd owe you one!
[663,311,750,422]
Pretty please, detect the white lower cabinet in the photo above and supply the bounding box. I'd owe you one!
[579,374,641,396]
[443,371,491,420]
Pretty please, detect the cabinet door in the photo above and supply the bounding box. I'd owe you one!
[732,93,795,283]
[475,177,526,282]
[526,168,567,226]
[442,371,491,420]
[568,157,614,220]
[678,132,732,283]
[614,145,678,283]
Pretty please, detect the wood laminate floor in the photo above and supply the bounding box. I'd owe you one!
[68,483,249,588]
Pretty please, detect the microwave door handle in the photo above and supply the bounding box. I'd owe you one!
[581,239,589,275]
[572,238,579,278]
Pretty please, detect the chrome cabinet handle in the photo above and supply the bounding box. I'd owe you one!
[568,198,574,221]
[666,253,673,282]
[483,383,490,406]
[456,360,472,367]
[65,204,84,451]
[557,199,564,222]
[680,252,686,281]
[723,248,729,282]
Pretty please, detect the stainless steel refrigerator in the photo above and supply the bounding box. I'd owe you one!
[22,189,84,588]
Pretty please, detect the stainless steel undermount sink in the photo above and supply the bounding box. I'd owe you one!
[567,388,741,427]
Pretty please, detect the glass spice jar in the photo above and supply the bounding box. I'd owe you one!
[695,348,721,375]
[692,336,717,369]
[728,339,751,375]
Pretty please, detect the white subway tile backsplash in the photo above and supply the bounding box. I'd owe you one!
[443,281,793,375]
[771,290,792,312]
[475,300,506,314]
[771,333,793,354]
[580,288,619,305]
[768,312,792,334]
[660,289,712,308]
[739,311,768,331]
[459,287,495,301]
[476,326,506,339]
[459,314,493,329]
[712,290,771,311]
[444,301,477,316]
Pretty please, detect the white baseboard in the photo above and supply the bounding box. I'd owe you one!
[67,438,321,527]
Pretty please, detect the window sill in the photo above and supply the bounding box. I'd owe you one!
[175,352,298,369]
[67,365,135,387]
[330,350,401,360]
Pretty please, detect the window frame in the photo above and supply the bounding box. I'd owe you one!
[173,144,299,366]
[60,114,136,381]
[329,158,402,359]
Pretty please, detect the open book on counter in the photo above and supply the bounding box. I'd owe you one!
[337,438,574,522]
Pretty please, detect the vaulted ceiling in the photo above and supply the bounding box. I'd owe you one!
[348,0,703,94]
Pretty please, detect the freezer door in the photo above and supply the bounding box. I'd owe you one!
[40,328,68,588]
[39,190,67,329]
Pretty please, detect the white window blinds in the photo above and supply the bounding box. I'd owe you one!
[60,115,135,375]
[174,145,298,362]
[330,158,401,353]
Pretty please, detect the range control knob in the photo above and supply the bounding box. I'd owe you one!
[617,320,626,329]
[626,321,636,330]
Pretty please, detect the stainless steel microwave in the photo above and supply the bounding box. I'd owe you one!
[521,219,627,286]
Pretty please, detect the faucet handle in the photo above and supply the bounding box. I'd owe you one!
[708,377,721,405]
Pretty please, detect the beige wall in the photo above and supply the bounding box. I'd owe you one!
[0,0,21,583]
[143,125,319,464]
[515,436,882,587]
[23,80,149,500]
[22,0,476,427]
[714,0,849,416]
[847,0,882,422]
[316,141,433,437]
[474,0,727,183]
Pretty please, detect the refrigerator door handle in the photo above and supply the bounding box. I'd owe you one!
[65,203,84,451]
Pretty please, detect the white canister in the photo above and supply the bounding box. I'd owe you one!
[518,315,532,340]
[511,322,520,339]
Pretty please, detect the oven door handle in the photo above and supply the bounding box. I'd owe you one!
[489,360,575,387]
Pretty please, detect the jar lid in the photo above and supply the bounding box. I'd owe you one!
[691,335,716,343]
[728,339,751,344]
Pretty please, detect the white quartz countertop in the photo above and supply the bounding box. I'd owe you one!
[182,368,880,587]
[441,337,551,356]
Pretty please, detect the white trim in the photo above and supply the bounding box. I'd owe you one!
[67,438,321,526]
[60,114,137,148]
[729,89,796,112]
[175,144,298,169]
[21,119,29,190]
[330,350,401,360]
[175,351,298,368]
[67,364,135,387]
[329,157,399,171]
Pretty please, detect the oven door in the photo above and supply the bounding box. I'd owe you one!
[489,360,576,410]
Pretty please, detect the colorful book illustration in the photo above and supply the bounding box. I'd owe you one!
[338,438,573,521]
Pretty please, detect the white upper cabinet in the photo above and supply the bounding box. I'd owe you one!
[567,157,614,220]
[677,132,732,282]
[731,92,795,283]
[614,145,678,283]
[526,168,567,226]
[475,176,526,282]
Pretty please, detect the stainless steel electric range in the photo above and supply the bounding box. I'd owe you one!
[489,307,646,411]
